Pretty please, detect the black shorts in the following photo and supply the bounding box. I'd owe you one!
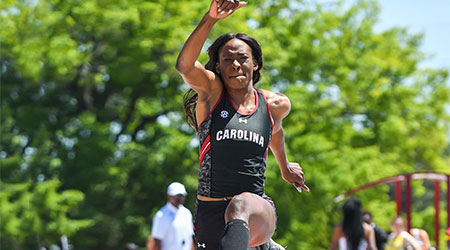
[193,194,276,250]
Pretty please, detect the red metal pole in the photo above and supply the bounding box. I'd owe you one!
[447,175,450,250]
[434,180,440,250]
[396,181,402,216]
[447,175,450,227]
[406,174,412,231]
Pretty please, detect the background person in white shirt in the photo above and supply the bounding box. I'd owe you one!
[147,182,195,250]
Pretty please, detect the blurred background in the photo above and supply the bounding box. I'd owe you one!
[1,0,449,249]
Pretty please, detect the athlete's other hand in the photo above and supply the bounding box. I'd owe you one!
[209,0,247,19]
[282,162,310,193]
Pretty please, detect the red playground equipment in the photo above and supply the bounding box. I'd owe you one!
[335,171,450,250]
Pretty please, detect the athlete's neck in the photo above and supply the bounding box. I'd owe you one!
[226,86,256,114]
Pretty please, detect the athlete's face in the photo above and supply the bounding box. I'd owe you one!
[216,39,258,89]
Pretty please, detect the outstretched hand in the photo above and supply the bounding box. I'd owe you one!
[282,162,310,193]
[209,0,247,19]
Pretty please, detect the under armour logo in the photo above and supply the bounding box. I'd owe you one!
[220,110,229,118]
[197,242,206,248]
[238,118,248,124]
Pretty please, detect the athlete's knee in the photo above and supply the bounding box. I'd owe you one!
[224,193,252,222]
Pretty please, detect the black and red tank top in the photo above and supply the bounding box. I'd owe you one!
[196,88,273,198]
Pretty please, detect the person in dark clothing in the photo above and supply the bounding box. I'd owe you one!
[362,211,388,250]
[330,198,378,250]
[175,0,309,249]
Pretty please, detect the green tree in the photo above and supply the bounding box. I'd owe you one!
[249,1,450,248]
[1,0,200,248]
[0,180,92,249]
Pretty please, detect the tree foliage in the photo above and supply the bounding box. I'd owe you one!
[0,180,92,249]
[1,0,449,249]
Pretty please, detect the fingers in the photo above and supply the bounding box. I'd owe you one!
[218,0,233,11]
[294,183,310,193]
[217,0,225,11]
[237,1,248,9]
[214,0,247,17]
[301,183,310,192]
[288,162,310,193]
[218,0,235,15]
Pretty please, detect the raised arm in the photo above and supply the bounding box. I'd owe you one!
[175,0,247,95]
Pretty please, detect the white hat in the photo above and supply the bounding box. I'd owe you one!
[167,182,187,196]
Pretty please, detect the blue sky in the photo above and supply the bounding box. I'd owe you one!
[374,0,450,70]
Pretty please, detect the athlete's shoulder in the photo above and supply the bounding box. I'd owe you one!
[259,89,290,105]
[259,89,291,119]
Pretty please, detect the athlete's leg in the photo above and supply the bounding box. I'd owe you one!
[195,199,229,249]
[221,192,277,249]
